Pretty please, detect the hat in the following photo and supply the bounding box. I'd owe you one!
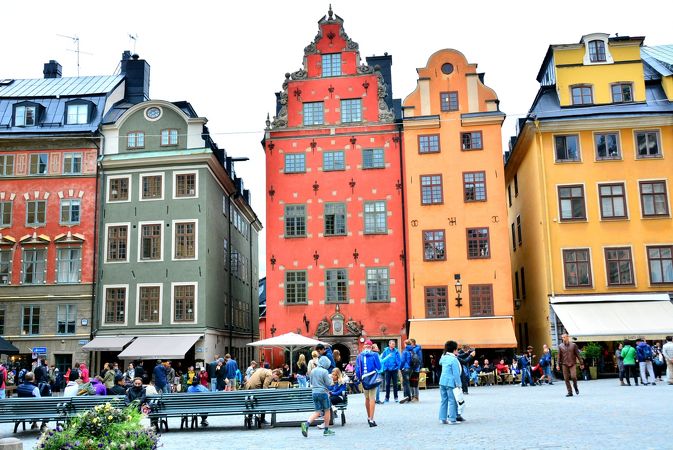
[114,373,124,382]
[364,340,373,346]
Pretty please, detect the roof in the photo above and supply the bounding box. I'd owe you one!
[641,45,673,77]
[0,75,123,98]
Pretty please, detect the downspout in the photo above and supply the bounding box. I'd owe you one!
[227,192,236,355]
[248,220,256,356]
[397,124,411,337]
[90,132,105,373]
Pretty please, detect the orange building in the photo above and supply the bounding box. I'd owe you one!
[403,50,516,354]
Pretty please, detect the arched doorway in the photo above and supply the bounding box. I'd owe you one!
[332,343,351,370]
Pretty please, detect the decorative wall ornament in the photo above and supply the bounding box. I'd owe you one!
[339,26,359,51]
[357,65,374,74]
[375,70,394,123]
[304,30,323,56]
[316,318,330,336]
[291,69,308,80]
[346,318,362,335]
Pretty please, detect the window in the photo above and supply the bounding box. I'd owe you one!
[325,269,348,303]
[174,222,196,259]
[362,149,384,169]
[56,247,81,283]
[463,172,486,202]
[139,286,160,323]
[0,250,11,285]
[467,228,490,259]
[511,223,516,251]
[57,304,76,334]
[599,183,627,219]
[127,131,145,149]
[15,105,36,126]
[104,287,126,324]
[284,153,306,173]
[161,129,179,146]
[440,92,458,111]
[22,248,46,284]
[285,271,307,304]
[640,181,669,217]
[0,309,4,334]
[340,99,362,123]
[571,85,593,105]
[515,271,520,299]
[469,285,493,317]
[366,268,389,302]
[303,102,324,126]
[284,204,306,237]
[507,185,512,207]
[323,151,345,171]
[26,200,46,226]
[555,135,580,161]
[520,267,526,299]
[605,247,634,286]
[563,249,592,288]
[514,175,519,196]
[0,155,13,176]
[425,286,448,318]
[62,153,82,174]
[595,132,620,159]
[59,199,80,225]
[420,175,443,205]
[29,154,48,175]
[611,83,633,103]
[108,177,129,202]
[324,203,346,236]
[423,230,446,261]
[322,53,341,77]
[516,215,522,246]
[22,306,40,335]
[635,131,661,158]
[141,175,163,200]
[140,224,162,260]
[173,284,196,322]
[363,201,386,234]
[588,40,606,62]
[0,201,11,227]
[106,225,128,262]
[461,132,483,150]
[66,104,88,124]
[647,246,673,284]
[419,135,440,154]
[175,173,196,198]
[558,185,586,221]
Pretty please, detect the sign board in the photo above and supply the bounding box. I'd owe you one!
[32,347,47,354]
[78,340,89,345]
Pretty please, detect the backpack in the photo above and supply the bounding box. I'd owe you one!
[38,382,52,397]
[18,368,27,384]
[642,345,653,360]
[410,352,421,371]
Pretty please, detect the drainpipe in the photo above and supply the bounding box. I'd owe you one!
[397,124,411,337]
[227,192,236,355]
[90,132,105,373]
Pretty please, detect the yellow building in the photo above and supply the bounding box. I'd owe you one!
[505,34,673,352]
[403,49,516,353]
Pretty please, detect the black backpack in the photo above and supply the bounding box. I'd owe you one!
[410,352,421,371]
[38,382,52,397]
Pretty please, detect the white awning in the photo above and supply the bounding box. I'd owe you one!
[82,336,135,351]
[550,294,673,341]
[117,335,201,360]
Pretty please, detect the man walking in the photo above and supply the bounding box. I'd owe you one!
[662,336,673,385]
[636,339,656,385]
[457,345,475,394]
[208,354,220,392]
[153,360,169,394]
[224,354,239,391]
[355,340,382,427]
[556,334,584,397]
[380,339,401,402]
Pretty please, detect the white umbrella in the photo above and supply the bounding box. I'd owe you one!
[247,332,327,375]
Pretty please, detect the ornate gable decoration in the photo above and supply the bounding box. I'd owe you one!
[0,233,16,246]
[54,231,85,244]
[304,6,359,56]
[19,232,50,245]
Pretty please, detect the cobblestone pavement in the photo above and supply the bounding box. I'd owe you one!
[3,379,672,450]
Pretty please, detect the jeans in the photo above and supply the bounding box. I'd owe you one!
[469,372,479,385]
[624,364,638,385]
[438,385,457,422]
[639,361,655,384]
[297,375,307,388]
[384,370,398,400]
[160,384,171,394]
[0,389,4,399]
[401,369,411,399]
[375,384,381,402]
[543,365,553,380]
[210,378,217,392]
[521,367,533,386]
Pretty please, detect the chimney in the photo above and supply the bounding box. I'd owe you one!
[120,51,150,104]
[366,53,394,110]
[43,60,62,79]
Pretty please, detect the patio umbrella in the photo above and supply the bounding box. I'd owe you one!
[0,337,19,355]
[247,332,327,375]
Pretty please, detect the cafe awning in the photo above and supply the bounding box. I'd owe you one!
[117,334,201,360]
[0,336,19,355]
[551,293,673,341]
[82,336,135,351]
[409,316,517,349]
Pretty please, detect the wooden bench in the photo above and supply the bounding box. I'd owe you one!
[247,388,348,427]
[0,397,69,433]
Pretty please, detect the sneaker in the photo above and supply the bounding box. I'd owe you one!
[575,388,579,395]
[317,423,325,429]
[439,420,449,425]
[375,400,383,405]
[394,398,399,403]
[456,416,465,422]
[201,420,209,427]
[652,382,656,386]
[399,397,410,404]
[448,421,459,425]
[368,420,377,427]
[565,393,573,397]
[301,422,308,437]
[323,429,335,436]
[384,398,390,403]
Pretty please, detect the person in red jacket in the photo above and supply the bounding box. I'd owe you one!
[199,367,209,387]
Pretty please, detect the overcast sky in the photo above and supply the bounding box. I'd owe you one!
[3,0,671,278]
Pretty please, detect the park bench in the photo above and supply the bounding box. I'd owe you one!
[66,395,126,417]
[0,397,69,433]
[246,388,348,427]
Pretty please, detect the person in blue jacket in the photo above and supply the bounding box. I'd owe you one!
[380,340,401,402]
[519,346,535,387]
[328,368,348,405]
[439,340,464,424]
[399,340,414,403]
[410,338,423,402]
[315,344,336,371]
[224,354,239,391]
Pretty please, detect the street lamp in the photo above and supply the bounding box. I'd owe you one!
[454,274,463,308]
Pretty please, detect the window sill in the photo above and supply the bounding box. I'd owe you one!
[366,300,391,303]
[324,234,347,238]
[563,285,594,290]
[554,160,582,164]
[636,155,663,160]
[463,199,487,203]
[641,215,671,220]
[559,218,588,223]
[421,202,444,206]
[362,167,385,170]
[363,232,388,236]
[600,216,629,221]
[284,235,307,239]
[283,171,307,175]
[595,157,622,162]
[423,258,447,262]
[284,302,309,306]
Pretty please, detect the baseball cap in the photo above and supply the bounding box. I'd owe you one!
[364,339,373,346]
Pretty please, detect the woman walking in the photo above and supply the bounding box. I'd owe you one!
[296,354,308,388]
[621,340,638,386]
[439,340,464,425]
[615,343,625,385]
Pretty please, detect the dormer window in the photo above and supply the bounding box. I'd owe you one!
[15,105,37,126]
[571,85,593,105]
[612,83,633,103]
[322,53,342,77]
[588,40,606,62]
[66,104,89,124]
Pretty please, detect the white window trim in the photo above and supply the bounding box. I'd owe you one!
[559,246,594,290]
[172,170,199,200]
[171,219,199,261]
[170,281,198,325]
[592,130,622,161]
[101,283,129,327]
[555,182,589,222]
[106,175,132,203]
[103,222,131,264]
[139,172,165,202]
[595,180,629,221]
[62,152,83,174]
[601,244,637,288]
[137,220,165,263]
[135,283,163,326]
[633,129,664,159]
[636,177,671,219]
[552,133,583,163]
[582,34,614,65]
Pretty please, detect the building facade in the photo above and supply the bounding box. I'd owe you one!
[402,50,516,354]
[506,34,673,351]
[264,8,406,363]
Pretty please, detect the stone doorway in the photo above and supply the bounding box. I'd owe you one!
[332,342,351,369]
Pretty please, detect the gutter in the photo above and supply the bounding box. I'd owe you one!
[397,124,411,336]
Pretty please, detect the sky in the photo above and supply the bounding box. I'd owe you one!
[2,0,671,278]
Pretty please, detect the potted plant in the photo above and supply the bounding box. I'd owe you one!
[582,342,602,380]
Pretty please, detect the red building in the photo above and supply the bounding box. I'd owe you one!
[263,8,406,365]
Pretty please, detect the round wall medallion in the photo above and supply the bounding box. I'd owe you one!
[441,63,454,75]
[145,106,162,121]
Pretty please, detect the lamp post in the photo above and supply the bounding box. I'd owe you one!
[454,274,463,309]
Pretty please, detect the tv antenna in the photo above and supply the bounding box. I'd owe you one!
[57,34,93,76]
[128,33,139,53]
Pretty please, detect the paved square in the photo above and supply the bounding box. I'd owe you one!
[3,379,671,449]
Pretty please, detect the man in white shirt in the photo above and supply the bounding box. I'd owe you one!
[662,336,673,385]
[63,371,81,397]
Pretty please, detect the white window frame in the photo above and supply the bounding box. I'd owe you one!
[62,152,82,174]
[59,199,81,225]
[106,175,132,203]
[101,284,129,327]
[139,172,165,202]
[15,105,37,126]
[172,170,199,199]
[135,283,163,325]
[66,104,88,125]
[170,281,198,325]
[104,222,131,264]
[137,220,165,263]
[171,219,199,261]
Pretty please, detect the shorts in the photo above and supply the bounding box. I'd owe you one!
[312,392,331,411]
[363,387,377,400]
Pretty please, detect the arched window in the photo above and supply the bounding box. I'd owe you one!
[588,40,606,62]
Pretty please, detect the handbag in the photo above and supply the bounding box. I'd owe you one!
[452,386,465,415]
[361,370,382,390]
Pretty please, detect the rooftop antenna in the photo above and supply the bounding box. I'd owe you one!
[128,33,139,53]
[57,34,93,76]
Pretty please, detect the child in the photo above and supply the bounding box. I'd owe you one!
[301,356,335,437]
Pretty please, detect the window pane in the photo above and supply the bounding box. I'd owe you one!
[341,99,362,123]
[303,102,324,126]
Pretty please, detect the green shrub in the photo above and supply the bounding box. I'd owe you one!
[583,342,602,366]
[35,402,160,450]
